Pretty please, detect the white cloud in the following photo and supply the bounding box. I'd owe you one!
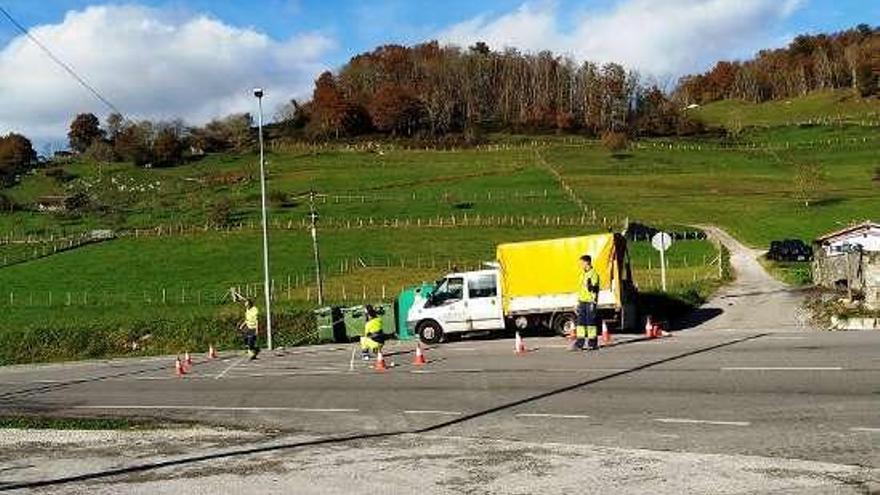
[0,5,334,142]
[439,0,802,79]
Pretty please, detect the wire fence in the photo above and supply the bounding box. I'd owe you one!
[1,245,724,309]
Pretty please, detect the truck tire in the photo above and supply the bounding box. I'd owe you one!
[417,320,444,345]
[551,312,577,337]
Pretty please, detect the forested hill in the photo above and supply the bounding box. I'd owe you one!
[675,24,879,104]
[284,41,697,140]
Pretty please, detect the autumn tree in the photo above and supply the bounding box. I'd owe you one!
[105,112,125,143]
[152,128,185,166]
[310,72,353,138]
[114,121,153,167]
[68,113,105,153]
[191,114,253,153]
[369,84,425,135]
[0,133,36,185]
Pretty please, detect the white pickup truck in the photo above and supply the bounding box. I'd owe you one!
[406,233,637,344]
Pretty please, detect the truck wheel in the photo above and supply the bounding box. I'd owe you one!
[551,313,577,337]
[417,320,444,345]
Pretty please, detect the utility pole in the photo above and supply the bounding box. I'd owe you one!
[253,87,273,350]
[309,190,324,305]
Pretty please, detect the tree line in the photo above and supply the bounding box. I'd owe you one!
[279,41,701,140]
[675,24,879,104]
[66,112,256,168]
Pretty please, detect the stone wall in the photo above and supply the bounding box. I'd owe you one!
[813,250,880,309]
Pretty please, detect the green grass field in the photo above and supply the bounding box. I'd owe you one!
[689,90,880,128]
[1,91,875,364]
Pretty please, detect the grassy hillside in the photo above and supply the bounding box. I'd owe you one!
[2,94,877,364]
[688,90,880,129]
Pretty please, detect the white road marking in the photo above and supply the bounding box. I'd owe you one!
[655,418,750,426]
[516,413,590,419]
[850,427,880,433]
[72,405,359,413]
[403,410,462,416]
[721,367,842,371]
[215,356,247,379]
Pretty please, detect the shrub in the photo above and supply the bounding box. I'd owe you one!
[45,167,78,183]
[601,131,628,153]
[84,140,117,163]
[208,198,233,227]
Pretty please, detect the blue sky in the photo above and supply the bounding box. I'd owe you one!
[2,0,875,69]
[0,1,876,142]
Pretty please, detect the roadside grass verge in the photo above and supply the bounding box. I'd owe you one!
[0,415,165,430]
[758,256,813,287]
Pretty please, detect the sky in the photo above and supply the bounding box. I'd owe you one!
[0,0,876,147]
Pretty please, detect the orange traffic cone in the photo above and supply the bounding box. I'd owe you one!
[374,351,388,372]
[412,344,427,366]
[652,323,663,339]
[514,332,527,355]
[208,345,218,359]
[175,357,186,377]
[601,321,612,346]
[645,316,654,339]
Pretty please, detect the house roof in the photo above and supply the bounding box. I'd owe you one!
[816,222,880,243]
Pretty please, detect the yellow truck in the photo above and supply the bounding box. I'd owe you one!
[406,233,638,344]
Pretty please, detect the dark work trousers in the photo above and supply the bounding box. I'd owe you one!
[244,329,259,357]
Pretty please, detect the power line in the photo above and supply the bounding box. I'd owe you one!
[0,4,122,115]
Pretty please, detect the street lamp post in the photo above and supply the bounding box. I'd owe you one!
[254,87,273,350]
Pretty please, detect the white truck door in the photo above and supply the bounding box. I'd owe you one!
[466,272,505,330]
[433,276,469,333]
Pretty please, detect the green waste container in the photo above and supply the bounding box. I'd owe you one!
[396,282,435,341]
[341,304,394,341]
[314,306,345,343]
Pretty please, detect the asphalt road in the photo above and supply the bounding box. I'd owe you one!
[0,229,877,493]
[1,329,878,492]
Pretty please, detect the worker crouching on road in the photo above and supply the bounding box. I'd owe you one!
[360,304,386,360]
[239,298,260,360]
[571,254,600,351]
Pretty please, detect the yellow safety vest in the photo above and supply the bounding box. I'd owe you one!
[578,268,600,303]
[245,306,259,330]
[365,317,382,335]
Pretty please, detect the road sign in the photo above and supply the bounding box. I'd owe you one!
[651,232,672,292]
[651,232,673,252]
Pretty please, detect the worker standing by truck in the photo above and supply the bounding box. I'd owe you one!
[572,254,601,351]
[360,304,385,360]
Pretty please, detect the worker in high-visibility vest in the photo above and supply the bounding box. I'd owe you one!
[238,298,260,360]
[360,304,386,360]
[572,254,600,351]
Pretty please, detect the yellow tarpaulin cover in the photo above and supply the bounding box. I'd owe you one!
[496,234,619,311]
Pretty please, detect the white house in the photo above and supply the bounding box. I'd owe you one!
[815,222,880,256]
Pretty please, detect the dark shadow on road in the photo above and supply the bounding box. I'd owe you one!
[0,333,766,492]
[674,307,725,331]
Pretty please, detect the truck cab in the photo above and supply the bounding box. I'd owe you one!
[407,269,504,344]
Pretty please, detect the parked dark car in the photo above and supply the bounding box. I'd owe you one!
[768,239,813,262]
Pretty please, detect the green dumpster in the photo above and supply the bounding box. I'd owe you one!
[314,306,345,343]
[396,283,434,341]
